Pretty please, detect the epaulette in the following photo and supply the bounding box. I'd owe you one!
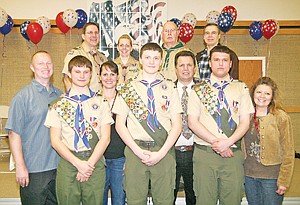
[95,90,103,96]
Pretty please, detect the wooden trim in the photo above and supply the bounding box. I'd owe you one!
[285,107,300,113]
[9,20,300,35]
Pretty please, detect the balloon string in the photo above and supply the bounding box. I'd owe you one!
[1,35,6,89]
[266,39,271,75]
[254,40,259,56]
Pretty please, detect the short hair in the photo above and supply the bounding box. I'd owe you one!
[100,61,119,75]
[31,50,50,62]
[68,55,92,73]
[204,23,220,34]
[210,45,231,60]
[174,50,196,67]
[117,34,133,47]
[140,42,163,58]
[82,22,99,34]
[250,77,283,113]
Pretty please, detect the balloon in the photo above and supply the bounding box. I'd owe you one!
[249,21,263,41]
[262,19,277,40]
[20,21,31,41]
[182,13,197,28]
[56,12,70,34]
[273,19,280,36]
[0,15,14,35]
[170,18,181,28]
[178,23,194,43]
[36,16,51,34]
[217,12,234,33]
[206,10,220,24]
[26,22,43,44]
[75,9,87,29]
[0,8,8,27]
[221,5,237,22]
[63,9,78,28]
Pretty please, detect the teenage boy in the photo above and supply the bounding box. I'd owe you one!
[188,45,254,205]
[45,55,113,205]
[113,42,182,205]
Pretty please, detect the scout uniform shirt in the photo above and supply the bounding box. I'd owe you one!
[44,88,113,152]
[112,72,182,141]
[62,43,107,92]
[188,74,254,146]
[114,55,140,84]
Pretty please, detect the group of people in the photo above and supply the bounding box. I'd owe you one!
[4,20,294,205]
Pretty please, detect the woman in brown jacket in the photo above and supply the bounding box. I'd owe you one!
[243,77,294,205]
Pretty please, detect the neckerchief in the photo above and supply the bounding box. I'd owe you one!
[65,88,95,152]
[140,79,163,133]
[162,42,184,70]
[208,76,234,132]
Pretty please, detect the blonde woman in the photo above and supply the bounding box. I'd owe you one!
[114,34,140,83]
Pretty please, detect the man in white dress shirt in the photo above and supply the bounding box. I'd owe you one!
[173,50,199,205]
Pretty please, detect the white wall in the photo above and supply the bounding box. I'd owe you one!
[1,0,300,20]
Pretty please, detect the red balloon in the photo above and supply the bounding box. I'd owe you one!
[178,23,194,43]
[26,22,43,44]
[56,11,70,34]
[262,19,277,40]
[221,5,237,22]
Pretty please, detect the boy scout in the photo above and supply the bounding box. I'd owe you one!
[113,42,182,205]
[45,55,113,205]
[188,45,254,205]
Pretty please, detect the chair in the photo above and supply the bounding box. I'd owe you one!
[0,105,14,171]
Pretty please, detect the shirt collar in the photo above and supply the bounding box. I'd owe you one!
[210,74,231,85]
[177,80,194,90]
[69,87,91,98]
[32,79,56,94]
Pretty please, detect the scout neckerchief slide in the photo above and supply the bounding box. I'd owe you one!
[116,79,168,148]
[49,89,99,152]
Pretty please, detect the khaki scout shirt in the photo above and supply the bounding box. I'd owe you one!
[114,56,140,84]
[188,74,254,146]
[45,88,114,152]
[62,43,107,92]
[112,72,182,141]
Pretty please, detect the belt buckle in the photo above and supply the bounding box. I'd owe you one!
[179,146,186,152]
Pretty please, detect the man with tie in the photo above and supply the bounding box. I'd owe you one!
[62,22,107,92]
[188,45,254,205]
[113,42,182,205]
[173,50,198,205]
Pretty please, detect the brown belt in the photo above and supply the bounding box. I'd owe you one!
[175,145,194,152]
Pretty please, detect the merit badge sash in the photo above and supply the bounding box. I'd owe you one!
[116,79,168,148]
[50,97,99,151]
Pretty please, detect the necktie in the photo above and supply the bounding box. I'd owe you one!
[181,86,193,139]
[66,89,95,152]
[140,79,163,133]
[211,77,234,132]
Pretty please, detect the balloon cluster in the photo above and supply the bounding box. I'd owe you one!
[206,5,237,33]
[249,19,279,41]
[0,8,14,36]
[56,9,87,34]
[18,9,87,44]
[170,13,196,44]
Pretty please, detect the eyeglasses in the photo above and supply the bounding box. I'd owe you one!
[163,28,177,33]
[85,31,99,35]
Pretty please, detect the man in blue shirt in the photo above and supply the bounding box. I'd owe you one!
[6,51,63,205]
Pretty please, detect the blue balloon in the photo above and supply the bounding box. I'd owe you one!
[217,12,234,33]
[75,9,87,29]
[20,21,31,41]
[170,18,181,28]
[0,15,14,35]
[249,21,263,41]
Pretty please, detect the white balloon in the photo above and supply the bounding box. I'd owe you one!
[63,9,78,28]
[182,13,197,28]
[37,16,51,34]
[206,10,220,24]
[0,8,8,28]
